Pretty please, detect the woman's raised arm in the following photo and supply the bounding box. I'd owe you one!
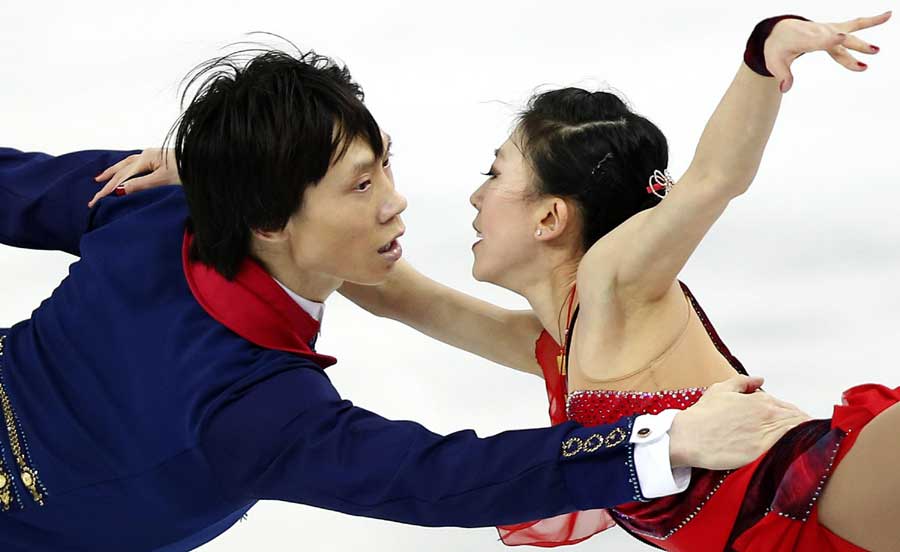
[579,13,890,308]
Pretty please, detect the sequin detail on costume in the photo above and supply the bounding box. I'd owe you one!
[566,387,706,425]
[566,386,734,540]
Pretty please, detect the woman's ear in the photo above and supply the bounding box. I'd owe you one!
[534,197,571,240]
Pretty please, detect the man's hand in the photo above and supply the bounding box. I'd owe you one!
[668,375,811,470]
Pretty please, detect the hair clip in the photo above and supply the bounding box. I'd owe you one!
[646,169,675,198]
[591,152,614,177]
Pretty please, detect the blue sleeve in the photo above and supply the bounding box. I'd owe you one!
[202,365,644,528]
[0,147,140,255]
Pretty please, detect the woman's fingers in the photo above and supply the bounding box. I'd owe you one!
[838,32,881,55]
[88,180,124,208]
[767,55,795,93]
[118,172,169,195]
[834,11,892,34]
[828,45,868,72]
[88,164,141,207]
[95,154,138,183]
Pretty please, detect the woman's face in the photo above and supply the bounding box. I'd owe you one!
[285,133,408,286]
[469,133,543,288]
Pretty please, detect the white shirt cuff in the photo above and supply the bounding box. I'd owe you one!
[630,409,692,499]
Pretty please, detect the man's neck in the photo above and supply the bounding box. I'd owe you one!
[273,278,325,323]
[252,245,342,303]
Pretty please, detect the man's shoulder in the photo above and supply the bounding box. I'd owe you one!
[92,185,186,227]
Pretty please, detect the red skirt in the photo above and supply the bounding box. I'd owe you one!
[501,384,900,551]
[631,384,899,551]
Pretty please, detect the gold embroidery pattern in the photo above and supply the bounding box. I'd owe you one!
[605,427,627,448]
[563,426,631,458]
[583,434,605,453]
[561,437,583,457]
[0,460,11,511]
[0,335,45,509]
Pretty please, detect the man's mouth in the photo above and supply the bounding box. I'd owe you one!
[378,230,405,262]
[378,239,398,254]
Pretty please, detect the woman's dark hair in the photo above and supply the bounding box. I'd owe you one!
[517,87,668,252]
[169,46,383,279]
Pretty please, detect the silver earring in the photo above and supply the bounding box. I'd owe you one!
[536,229,543,237]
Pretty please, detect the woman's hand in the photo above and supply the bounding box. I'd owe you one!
[768,11,890,93]
[89,148,179,208]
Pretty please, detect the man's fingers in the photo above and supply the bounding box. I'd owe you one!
[765,395,805,413]
[707,375,765,395]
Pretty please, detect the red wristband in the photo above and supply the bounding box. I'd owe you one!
[744,15,810,77]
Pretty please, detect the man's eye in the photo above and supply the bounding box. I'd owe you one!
[356,180,372,192]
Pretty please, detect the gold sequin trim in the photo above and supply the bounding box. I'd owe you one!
[583,434,604,453]
[0,335,45,509]
[605,427,627,448]
[561,437,583,457]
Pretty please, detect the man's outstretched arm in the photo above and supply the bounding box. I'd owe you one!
[203,367,808,527]
[0,147,138,255]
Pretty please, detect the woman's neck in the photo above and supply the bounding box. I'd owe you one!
[521,259,580,345]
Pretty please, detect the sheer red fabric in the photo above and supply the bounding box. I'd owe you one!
[495,331,616,546]
[496,284,896,550]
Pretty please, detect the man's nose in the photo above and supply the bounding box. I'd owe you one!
[380,190,407,223]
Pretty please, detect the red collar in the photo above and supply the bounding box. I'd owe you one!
[181,229,337,369]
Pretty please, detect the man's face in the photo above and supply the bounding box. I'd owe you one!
[282,133,407,285]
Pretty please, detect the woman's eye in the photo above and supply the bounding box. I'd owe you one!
[356,180,372,192]
[382,152,393,168]
[481,168,497,178]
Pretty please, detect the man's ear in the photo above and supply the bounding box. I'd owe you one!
[252,226,290,243]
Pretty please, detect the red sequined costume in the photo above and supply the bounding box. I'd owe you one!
[498,282,899,551]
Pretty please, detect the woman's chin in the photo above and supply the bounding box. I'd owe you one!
[471,262,486,282]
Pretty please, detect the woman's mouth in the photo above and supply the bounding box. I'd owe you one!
[472,229,483,249]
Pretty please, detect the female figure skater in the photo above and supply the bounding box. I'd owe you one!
[353,13,898,552]
[93,11,895,552]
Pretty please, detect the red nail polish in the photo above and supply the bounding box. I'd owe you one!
[114,186,127,197]
[871,45,880,53]
[858,62,868,69]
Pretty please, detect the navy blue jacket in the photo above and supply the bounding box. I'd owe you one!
[0,147,643,551]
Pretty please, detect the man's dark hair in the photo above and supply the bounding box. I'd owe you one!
[169,46,383,279]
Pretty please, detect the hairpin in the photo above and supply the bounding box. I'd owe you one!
[591,152,614,177]
[646,169,675,198]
